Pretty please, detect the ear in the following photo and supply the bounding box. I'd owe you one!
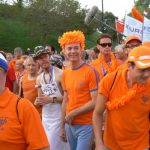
[97,45,101,52]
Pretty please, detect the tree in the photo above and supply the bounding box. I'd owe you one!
[26,0,95,43]
[134,0,150,18]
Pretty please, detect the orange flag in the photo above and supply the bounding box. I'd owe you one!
[131,7,144,23]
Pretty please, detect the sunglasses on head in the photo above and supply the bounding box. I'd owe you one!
[99,43,112,47]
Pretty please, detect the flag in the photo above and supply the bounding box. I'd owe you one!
[143,17,150,41]
[115,19,124,33]
[131,7,144,23]
[123,15,142,39]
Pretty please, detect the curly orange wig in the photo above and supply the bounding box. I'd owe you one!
[58,30,85,51]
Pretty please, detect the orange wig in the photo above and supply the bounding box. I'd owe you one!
[58,30,85,51]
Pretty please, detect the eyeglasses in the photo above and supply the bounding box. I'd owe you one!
[125,43,141,49]
[99,43,112,47]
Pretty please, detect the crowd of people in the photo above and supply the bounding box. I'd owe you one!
[0,30,150,150]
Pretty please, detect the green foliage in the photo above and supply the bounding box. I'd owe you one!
[0,0,121,52]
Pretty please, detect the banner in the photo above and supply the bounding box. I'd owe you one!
[123,15,142,39]
[143,17,150,41]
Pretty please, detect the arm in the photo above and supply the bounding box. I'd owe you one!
[18,78,23,97]
[93,93,107,150]
[60,91,68,142]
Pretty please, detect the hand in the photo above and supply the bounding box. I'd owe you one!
[95,144,107,150]
[60,127,67,143]
[65,110,77,124]
[34,94,52,105]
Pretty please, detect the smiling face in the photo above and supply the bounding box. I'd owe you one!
[36,53,51,70]
[64,43,82,63]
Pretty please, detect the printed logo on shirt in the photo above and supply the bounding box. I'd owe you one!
[0,117,8,131]
[141,94,150,104]
[78,81,83,88]
[42,82,59,96]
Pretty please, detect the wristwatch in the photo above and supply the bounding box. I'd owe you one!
[52,97,57,103]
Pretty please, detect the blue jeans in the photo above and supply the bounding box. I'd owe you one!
[65,124,93,150]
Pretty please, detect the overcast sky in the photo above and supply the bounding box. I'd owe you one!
[78,0,135,20]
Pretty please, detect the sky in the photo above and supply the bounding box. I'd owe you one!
[78,0,135,20]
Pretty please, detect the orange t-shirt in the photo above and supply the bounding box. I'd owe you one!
[8,59,16,71]
[91,53,121,80]
[22,73,42,114]
[99,69,150,150]
[0,88,49,150]
[62,63,99,125]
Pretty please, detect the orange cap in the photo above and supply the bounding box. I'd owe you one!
[125,35,142,45]
[128,46,150,69]
[142,41,150,47]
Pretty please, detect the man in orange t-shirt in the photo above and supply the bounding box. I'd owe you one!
[8,47,23,71]
[0,52,49,150]
[59,30,98,150]
[91,33,121,80]
[93,46,150,150]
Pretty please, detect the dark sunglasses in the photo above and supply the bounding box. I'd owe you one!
[125,43,141,49]
[99,43,112,47]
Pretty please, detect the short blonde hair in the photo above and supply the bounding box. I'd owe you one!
[58,30,85,50]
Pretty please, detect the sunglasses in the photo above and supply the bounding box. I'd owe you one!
[99,43,112,47]
[125,43,141,49]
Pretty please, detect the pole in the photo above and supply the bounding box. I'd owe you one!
[101,0,104,32]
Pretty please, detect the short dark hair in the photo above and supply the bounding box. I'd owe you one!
[97,33,112,45]
[45,44,56,53]
[93,47,100,54]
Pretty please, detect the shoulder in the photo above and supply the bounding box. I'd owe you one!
[84,63,98,74]
[36,72,43,84]
[37,72,43,80]
[18,97,37,112]
[62,67,71,75]
[90,59,99,66]
[54,66,63,75]
[117,63,128,71]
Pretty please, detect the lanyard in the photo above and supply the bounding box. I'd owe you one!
[43,66,53,84]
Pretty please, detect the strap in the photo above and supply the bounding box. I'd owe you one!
[16,97,22,124]
[110,71,118,91]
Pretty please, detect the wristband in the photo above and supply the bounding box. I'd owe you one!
[52,97,57,103]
